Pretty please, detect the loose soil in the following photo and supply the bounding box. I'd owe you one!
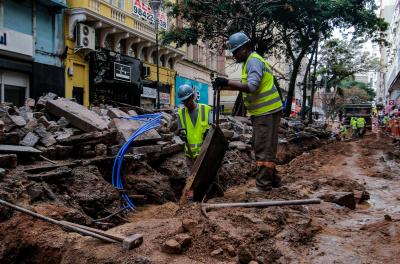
[1,133,400,263]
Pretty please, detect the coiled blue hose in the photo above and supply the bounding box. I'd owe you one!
[112,113,162,211]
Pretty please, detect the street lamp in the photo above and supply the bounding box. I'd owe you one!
[151,0,162,109]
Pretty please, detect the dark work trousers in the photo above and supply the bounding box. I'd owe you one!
[251,111,282,190]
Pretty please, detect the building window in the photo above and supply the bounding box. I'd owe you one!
[0,70,29,107]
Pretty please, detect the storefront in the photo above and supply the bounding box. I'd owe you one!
[0,28,34,106]
[88,49,143,106]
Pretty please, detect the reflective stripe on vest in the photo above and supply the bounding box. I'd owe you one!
[178,103,211,157]
[242,52,283,116]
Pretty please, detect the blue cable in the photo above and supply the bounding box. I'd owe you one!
[112,113,162,210]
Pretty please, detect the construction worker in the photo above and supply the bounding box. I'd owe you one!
[176,84,212,168]
[356,117,366,137]
[339,123,348,140]
[213,32,283,193]
[350,117,358,138]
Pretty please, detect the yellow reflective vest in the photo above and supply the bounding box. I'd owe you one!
[178,103,211,158]
[241,52,283,116]
[351,117,357,129]
[357,117,366,128]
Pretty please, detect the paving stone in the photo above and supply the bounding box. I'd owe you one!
[9,115,26,127]
[46,98,109,132]
[21,132,40,147]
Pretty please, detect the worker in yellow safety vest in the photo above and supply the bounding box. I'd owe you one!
[176,84,212,168]
[356,117,366,137]
[350,117,358,137]
[339,124,348,140]
[213,32,283,193]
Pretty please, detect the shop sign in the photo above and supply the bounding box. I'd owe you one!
[142,87,157,99]
[114,62,131,82]
[132,0,168,30]
[160,92,170,105]
[0,28,33,58]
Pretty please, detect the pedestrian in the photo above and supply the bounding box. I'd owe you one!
[356,117,366,137]
[176,84,212,169]
[213,32,283,193]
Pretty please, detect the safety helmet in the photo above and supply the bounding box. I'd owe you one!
[227,32,251,53]
[178,84,195,102]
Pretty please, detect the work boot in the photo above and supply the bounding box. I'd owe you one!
[271,169,282,188]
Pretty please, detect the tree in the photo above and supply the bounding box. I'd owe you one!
[163,0,387,117]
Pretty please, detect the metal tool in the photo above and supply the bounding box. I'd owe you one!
[201,198,321,218]
[0,198,143,250]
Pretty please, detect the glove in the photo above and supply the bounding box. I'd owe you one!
[213,77,229,89]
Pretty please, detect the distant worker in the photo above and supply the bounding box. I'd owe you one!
[350,116,358,138]
[356,117,366,137]
[339,123,348,141]
[176,84,212,168]
[383,115,389,127]
[213,32,283,193]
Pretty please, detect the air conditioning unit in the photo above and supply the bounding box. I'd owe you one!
[143,66,151,77]
[76,23,95,50]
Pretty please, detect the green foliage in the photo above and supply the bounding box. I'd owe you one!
[338,79,376,100]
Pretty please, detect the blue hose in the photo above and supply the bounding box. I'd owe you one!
[112,113,162,210]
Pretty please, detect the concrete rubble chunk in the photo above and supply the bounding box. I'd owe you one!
[107,107,130,119]
[127,110,138,116]
[9,115,26,127]
[174,233,192,247]
[182,219,198,233]
[0,120,4,132]
[0,168,5,178]
[4,132,20,145]
[46,98,109,132]
[34,124,49,138]
[24,119,38,132]
[319,192,356,210]
[172,136,184,146]
[0,144,41,155]
[21,132,40,147]
[33,112,45,119]
[95,144,107,156]
[210,248,223,256]
[46,121,60,133]
[37,116,50,127]
[161,239,181,254]
[0,154,18,168]
[131,145,162,155]
[25,98,36,108]
[240,134,252,143]
[36,92,58,108]
[57,117,70,128]
[112,118,161,144]
[221,129,234,140]
[229,141,251,151]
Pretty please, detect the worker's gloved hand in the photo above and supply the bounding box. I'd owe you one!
[213,77,229,89]
[178,128,188,142]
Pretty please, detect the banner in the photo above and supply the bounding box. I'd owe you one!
[132,0,168,30]
[175,76,209,106]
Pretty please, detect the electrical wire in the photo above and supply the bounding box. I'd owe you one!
[112,113,162,211]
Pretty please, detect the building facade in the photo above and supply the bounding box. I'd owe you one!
[65,0,185,107]
[381,0,400,106]
[0,0,67,106]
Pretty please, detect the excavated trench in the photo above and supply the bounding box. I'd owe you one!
[0,135,328,264]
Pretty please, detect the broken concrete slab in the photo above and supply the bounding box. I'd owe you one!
[319,192,356,210]
[107,108,130,119]
[46,98,109,132]
[221,129,234,140]
[40,134,57,147]
[21,132,40,147]
[57,130,117,145]
[112,118,161,144]
[9,115,26,127]
[24,119,38,132]
[36,92,58,109]
[0,144,41,155]
[131,145,162,155]
[229,141,251,151]
[160,144,183,157]
[0,154,17,168]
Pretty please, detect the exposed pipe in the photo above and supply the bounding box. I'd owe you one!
[203,198,321,210]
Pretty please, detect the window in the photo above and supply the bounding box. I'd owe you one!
[0,70,29,107]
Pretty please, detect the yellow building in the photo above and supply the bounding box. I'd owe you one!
[64,0,185,107]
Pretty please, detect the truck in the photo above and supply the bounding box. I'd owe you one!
[342,103,372,129]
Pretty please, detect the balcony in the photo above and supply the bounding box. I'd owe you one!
[66,0,185,64]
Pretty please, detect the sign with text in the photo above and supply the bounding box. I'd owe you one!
[132,0,168,30]
[142,86,157,99]
[160,92,170,105]
[0,28,33,58]
[175,76,209,106]
[114,62,131,82]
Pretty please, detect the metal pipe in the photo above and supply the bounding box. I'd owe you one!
[203,198,321,210]
[0,198,118,243]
